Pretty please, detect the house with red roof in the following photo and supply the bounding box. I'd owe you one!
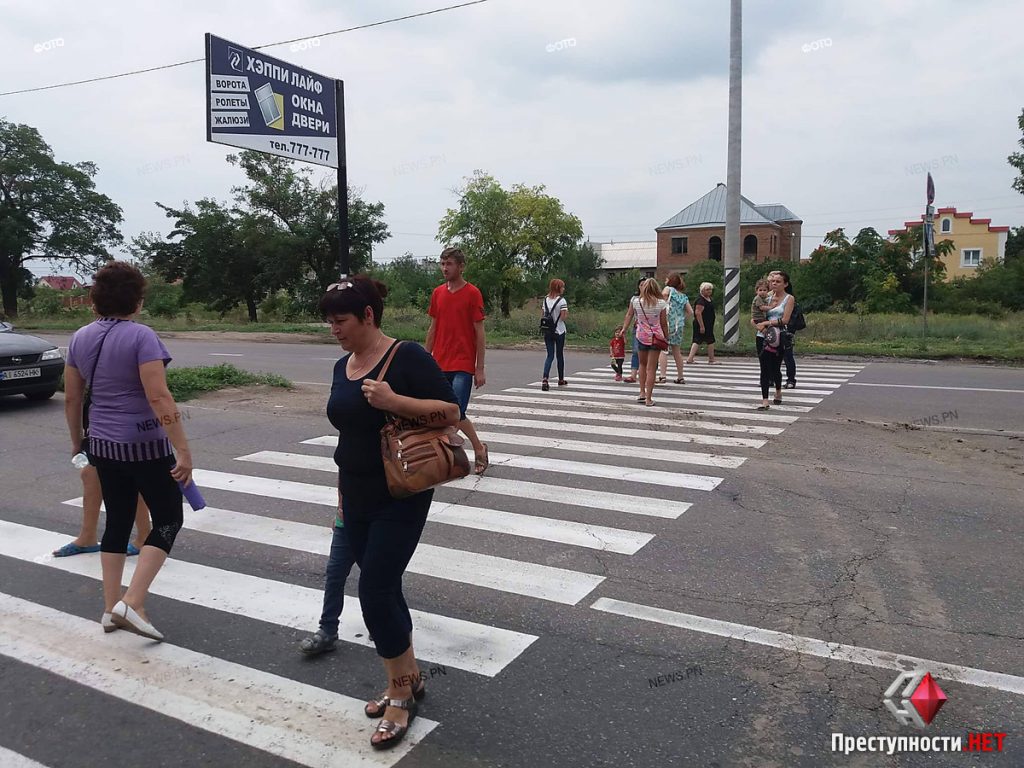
[36,276,84,291]
[888,207,1010,281]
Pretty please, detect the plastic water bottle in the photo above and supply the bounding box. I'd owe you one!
[176,473,207,510]
[71,452,89,470]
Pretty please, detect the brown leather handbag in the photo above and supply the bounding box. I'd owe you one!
[376,342,471,499]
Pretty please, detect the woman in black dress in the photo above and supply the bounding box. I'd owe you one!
[321,275,460,750]
[686,282,720,364]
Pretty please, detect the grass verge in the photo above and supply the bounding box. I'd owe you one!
[165,364,292,401]
[57,363,292,402]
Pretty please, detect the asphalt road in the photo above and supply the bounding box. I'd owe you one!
[1,336,1022,768]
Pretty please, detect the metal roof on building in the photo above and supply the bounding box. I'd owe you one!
[657,184,800,230]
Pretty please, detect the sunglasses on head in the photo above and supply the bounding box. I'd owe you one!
[326,281,355,292]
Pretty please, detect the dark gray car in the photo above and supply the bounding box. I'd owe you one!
[0,323,65,400]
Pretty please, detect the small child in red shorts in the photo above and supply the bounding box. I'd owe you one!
[609,327,626,381]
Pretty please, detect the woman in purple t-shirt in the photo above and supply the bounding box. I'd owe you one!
[64,262,195,642]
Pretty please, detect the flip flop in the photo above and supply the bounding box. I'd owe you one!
[52,542,101,557]
[474,443,489,475]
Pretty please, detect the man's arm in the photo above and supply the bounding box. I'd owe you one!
[473,319,486,388]
[425,317,437,354]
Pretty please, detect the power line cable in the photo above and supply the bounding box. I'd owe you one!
[0,0,490,98]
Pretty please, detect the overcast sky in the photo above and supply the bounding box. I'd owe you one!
[2,0,1022,279]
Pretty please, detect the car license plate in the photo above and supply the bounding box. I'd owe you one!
[0,367,41,380]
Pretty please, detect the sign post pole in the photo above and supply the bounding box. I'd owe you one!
[336,80,349,279]
[923,172,935,340]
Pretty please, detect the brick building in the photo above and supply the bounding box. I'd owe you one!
[655,184,802,278]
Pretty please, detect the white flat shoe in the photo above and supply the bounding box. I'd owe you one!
[101,612,117,633]
[111,600,164,641]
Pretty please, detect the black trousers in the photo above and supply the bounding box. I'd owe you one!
[344,494,431,659]
[92,455,182,554]
[756,337,784,399]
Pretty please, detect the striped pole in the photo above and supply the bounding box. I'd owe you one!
[722,0,742,346]
[723,267,740,344]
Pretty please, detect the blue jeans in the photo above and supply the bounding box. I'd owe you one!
[444,371,473,419]
[319,524,357,637]
[543,332,565,380]
[783,344,796,383]
[631,332,639,373]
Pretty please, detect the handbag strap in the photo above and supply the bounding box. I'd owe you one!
[373,340,403,424]
[86,320,122,392]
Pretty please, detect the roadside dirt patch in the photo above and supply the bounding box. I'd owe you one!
[184,383,328,418]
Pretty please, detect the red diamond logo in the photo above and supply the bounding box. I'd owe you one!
[909,672,947,725]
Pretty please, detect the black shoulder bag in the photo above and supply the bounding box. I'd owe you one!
[81,321,122,447]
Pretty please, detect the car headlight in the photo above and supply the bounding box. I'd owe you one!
[40,348,63,361]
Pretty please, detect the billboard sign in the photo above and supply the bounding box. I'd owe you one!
[205,34,340,168]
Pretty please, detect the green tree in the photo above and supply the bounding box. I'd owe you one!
[544,241,603,307]
[1005,225,1024,263]
[372,254,439,310]
[438,171,584,316]
[0,120,123,317]
[1008,108,1024,196]
[228,151,390,290]
[133,201,290,321]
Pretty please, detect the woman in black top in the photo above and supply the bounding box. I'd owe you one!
[686,282,720,364]
[321,276,460,751]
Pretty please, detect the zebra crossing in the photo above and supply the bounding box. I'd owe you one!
[0,357,863,767]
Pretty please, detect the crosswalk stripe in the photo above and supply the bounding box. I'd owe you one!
[0,521,537,677]
[476,393,796,423]
[64,494,652,556]
[473,431,745,470]
[298,441,724,491]
[469,400,784,434]
[559,375,826,402]
[61,499,606,605]
[597,367,855,381]
[428,500,655,552]
[0,592,438,767]
[0,747,49,768]
[501,387,812,414]
[217,463,691,519]
[468,415,766,448]
[645,362,863,373]
[537,381,818,409]
[466,399,782,436]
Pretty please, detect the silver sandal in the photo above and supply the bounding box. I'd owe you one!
[370,695,418,750]
[364,677,426,718]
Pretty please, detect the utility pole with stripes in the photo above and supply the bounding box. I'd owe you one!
[722,0,742,346]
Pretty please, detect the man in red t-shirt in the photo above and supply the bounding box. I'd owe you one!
[426,247,488,474]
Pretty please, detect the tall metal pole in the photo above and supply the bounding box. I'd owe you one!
[722,0,742,346]
[335,79,350,279]
[923,172,935,339]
